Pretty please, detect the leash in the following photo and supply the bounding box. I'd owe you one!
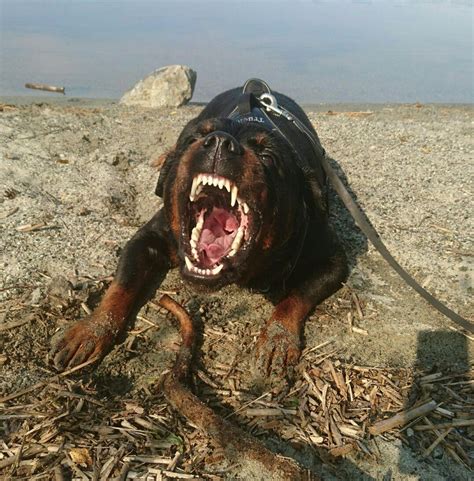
[233,79,473,334]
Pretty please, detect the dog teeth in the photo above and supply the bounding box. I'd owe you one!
[185,255,223,277]
[231,185,238,207]
[191,226,200,242]
[211,264,224,275]
[189,174,246,211]
[230,227,244,252]
[185,256,193,271]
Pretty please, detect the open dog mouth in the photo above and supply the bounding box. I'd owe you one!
[183,173,251,278]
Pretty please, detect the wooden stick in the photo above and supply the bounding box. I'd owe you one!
[157,294,312,481]
[25,83,65,94]
[413,419,474,431]
[368,400,437,435]
[422,428,453,458]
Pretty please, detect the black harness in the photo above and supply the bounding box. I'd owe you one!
[228,80,310,285]
[228,78,473,333]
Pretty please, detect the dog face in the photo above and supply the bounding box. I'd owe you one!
[158,117,306,288]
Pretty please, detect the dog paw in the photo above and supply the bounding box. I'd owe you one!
[49,317,119,371]
[252,322,301,393]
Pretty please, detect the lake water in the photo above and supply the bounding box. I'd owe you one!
[0,0,472,103]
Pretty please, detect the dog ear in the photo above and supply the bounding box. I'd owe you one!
[152,147,176,198]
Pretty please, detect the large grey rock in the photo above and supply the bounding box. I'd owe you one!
[120,65,197,108]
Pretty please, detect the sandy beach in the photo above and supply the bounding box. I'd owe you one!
[0,97,472,479]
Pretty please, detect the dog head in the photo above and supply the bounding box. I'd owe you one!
[157,117,306,288]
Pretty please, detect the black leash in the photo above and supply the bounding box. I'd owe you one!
[233,79,473,334]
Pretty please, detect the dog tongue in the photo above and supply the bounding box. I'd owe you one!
[199,207,239,265]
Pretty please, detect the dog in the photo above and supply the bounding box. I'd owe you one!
[50,79,348,387]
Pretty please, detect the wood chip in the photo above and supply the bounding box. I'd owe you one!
[369,400,437,435]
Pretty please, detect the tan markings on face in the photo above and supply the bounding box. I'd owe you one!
[199,120,216,136]
[239,147,275,251]
[151,145,175,169]
[254,132,269,146]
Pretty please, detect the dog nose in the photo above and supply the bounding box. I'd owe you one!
[203,131,241,154]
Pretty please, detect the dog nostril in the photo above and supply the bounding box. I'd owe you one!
[226,138,238,153]
[203,133,218,148]
[203,131,241,154]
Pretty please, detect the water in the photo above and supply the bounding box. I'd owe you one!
[0,0,472,103]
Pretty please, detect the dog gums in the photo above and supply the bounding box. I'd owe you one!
[157,294,312,481]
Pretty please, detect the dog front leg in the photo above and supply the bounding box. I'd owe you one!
[50,211,176,370]
[254,246,348,391]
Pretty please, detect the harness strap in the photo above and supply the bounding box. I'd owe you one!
[237,80,473,334]
[320,152,474,334]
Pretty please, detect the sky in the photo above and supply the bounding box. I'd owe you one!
[0,0,472,102]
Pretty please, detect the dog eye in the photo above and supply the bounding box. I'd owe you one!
[184,136,198,146]
[260,153,274,166]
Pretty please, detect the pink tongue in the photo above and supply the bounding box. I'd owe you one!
[199,207,239,265]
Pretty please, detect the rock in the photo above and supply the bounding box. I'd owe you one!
[120,65,197,108]
[48,276,72,300]
[30,287,42,305]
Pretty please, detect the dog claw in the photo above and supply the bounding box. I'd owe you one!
[252,322,301,393]
[49,318,117,371]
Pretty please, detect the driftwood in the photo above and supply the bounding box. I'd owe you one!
[157,294,313,481]
[368,400,437,435]
[25,83,65,94]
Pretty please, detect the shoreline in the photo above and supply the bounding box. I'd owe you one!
[2,94,473,112]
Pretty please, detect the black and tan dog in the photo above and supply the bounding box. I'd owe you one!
[50,80,348,386]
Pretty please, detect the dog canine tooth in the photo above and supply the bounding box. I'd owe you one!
[230,228,244,252]
[189,177,199,201]
[212,264,224,275]
[218,178,225,189]
[224,179,231,192]
[185,256,193,270]
[228,248,237,257]
[231,185,238,207]
[243,202,249,214]
[191,227,200,242]
[196,212,205,229]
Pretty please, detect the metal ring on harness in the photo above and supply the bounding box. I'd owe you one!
[243,79,473,334]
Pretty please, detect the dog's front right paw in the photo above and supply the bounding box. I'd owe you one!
[49,316,119,371]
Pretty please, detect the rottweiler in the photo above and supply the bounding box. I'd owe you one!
[50,79,348,387]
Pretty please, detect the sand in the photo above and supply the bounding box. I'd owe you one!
[0,96,472,479]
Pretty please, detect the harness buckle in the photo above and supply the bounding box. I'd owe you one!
[258,93,294,121]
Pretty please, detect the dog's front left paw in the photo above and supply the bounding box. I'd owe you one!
[252,322,301,393]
